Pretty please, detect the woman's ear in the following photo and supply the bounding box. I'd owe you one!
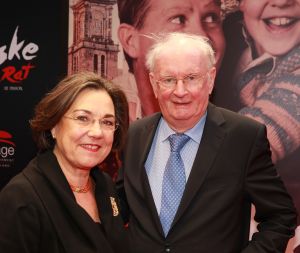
[118,23,140,59]
[51,128,56,139]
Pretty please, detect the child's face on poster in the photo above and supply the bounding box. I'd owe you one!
[240,0,300,56]
[134,0,226,71]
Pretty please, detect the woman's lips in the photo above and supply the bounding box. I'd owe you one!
[81,144,100,152]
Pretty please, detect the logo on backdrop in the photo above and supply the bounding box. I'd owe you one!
[0,26,39,91]
[0,130,16,168]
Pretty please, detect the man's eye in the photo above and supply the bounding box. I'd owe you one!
[186,75,196,81]
[202,13,221,24]
[170,15,186,25]
[163,78,176,84]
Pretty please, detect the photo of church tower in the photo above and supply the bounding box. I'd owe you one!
[68,0,119,80]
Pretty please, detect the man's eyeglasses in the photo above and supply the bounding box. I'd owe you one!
[64,113,119,132]
[155,72,208,90]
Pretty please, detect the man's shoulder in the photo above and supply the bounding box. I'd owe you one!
[130,112,161,131]
[209,103,264,130]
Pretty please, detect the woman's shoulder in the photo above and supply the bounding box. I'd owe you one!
[0,175,37,218]
[0,157,41,205]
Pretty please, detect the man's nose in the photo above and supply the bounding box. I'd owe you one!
[173,79,188,96]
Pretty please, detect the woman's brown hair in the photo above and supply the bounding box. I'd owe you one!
[30,71,129,151]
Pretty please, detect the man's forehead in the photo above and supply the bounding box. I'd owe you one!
[155,48,207,67]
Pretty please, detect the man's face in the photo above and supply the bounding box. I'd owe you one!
[150,46,216,132]
[240,0,300,56]
[135,0,225,71]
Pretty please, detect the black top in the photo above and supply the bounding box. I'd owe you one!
[0,150,129,253]
[96,222,106,235]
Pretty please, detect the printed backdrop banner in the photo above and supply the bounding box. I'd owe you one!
[0,0,68,188]
[67,0,299,252]
[0,0,299,252]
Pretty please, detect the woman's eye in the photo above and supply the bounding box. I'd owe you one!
[170,15,186,25]
[76,116,89,122]
[102,120,114,126]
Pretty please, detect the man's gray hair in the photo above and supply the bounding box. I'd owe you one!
[145,32,216,72]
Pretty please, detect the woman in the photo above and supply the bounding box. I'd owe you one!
[0,72,129,253]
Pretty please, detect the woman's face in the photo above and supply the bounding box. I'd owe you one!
[240,0,300,56]
[51,89,115,172]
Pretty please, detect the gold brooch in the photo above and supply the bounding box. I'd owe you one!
[110,197,119,216]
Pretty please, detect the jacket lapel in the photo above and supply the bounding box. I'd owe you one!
[129,113,161,195]
[133,113,167,234]
[172,104,227,228]
[25,151,114,253]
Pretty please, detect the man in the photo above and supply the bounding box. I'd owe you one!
[117,32,297,253]
[116,0,226,119]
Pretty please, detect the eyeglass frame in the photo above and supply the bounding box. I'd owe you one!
[153,72,209,90]
[64,113,119,132]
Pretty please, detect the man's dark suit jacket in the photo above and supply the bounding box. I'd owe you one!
[118,103,297,253]
[0,150,128,253]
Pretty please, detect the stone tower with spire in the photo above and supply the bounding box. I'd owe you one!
[68,0,118,80]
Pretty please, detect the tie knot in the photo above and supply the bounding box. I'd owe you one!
[168,134,190,153]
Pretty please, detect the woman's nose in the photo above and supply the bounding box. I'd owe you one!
[87,121,104,138]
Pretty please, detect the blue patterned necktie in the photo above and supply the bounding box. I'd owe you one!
[160,133,190,236]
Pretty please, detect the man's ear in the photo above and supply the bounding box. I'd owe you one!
[118,23,140,59]
[149,72,158,98]
[208,67,216,95]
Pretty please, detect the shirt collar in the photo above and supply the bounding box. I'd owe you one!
[159,112,207,144]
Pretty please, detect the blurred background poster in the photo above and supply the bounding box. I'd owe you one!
[0,0,68,188]
[67,1,299,251]
[0,0,298,252]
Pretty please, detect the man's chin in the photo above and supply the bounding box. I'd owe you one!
[172,112,192,120]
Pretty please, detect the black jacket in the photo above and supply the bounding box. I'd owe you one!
[0,150,128,253]
[118,103,297,253]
